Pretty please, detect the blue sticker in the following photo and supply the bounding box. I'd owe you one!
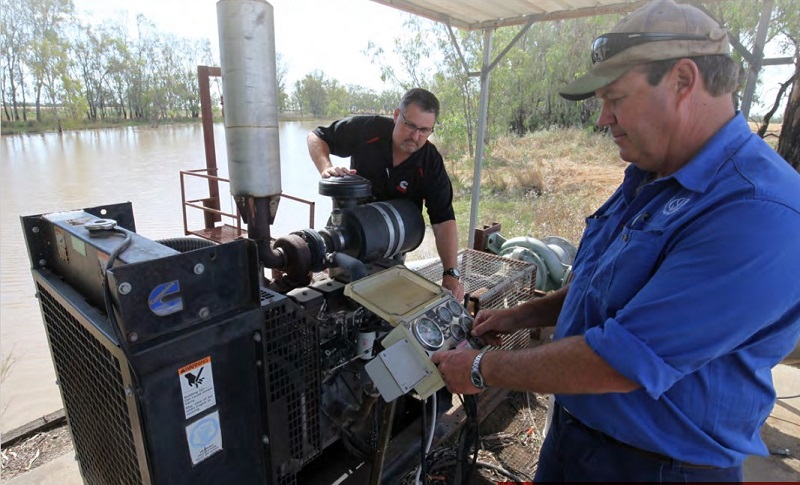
[148,280,183,316]
[189,416,219,448]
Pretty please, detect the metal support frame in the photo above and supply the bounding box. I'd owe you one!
[197,65,223,224]
[740,0,774,119]
[462,22,533,249]
[697,1,794,119]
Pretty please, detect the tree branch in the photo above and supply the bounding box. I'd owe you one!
[758,71,798,138]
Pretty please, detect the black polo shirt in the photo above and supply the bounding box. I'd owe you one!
[313,115,455,224]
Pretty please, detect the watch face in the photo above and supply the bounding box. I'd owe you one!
[444,268,460,279]
[470,372,484,388]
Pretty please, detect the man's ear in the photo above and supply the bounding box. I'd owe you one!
[393,108,401,123]
[672,58,700,102]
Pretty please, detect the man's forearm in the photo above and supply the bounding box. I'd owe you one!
[431,220,459,270]
[482,335,639,394]
[307,132,333,174]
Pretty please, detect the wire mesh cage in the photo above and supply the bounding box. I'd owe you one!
[412,248,537,351]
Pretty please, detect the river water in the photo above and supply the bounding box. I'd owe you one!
[0,121,342,433]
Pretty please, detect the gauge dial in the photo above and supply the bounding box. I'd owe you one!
[447,300,463,316]
[460,315,474,333]
[436,305,453,322]
[413,318,444,350]
[450,321,467,341]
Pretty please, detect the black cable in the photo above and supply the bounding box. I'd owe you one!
[420,398,428,485]
[454,394,481,485]
[101,228,140,387]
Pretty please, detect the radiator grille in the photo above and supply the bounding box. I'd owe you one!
[262,293,322,485]
[413,248,537,351]
[37,282,143,485]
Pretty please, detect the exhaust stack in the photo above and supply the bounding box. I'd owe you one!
[217,0,282,198]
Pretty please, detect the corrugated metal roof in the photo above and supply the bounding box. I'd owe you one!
[369,0,649,30]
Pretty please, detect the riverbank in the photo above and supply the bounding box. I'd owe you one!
[0,112,322,136]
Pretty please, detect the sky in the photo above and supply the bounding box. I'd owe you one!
[72,0,412,92]
[71,0,793,115]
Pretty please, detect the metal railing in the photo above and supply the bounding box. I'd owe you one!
[180,168,316,244]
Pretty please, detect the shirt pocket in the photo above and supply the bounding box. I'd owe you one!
[602,226,665,313]
[572,214,612,276]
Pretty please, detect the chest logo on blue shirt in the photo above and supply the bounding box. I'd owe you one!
[663,196,691,216]
[396,180,409,193]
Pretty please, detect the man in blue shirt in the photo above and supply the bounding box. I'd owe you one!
[431,0,800,481]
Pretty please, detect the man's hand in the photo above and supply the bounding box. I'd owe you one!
[431,348,482,395]
[471,308,519,347]
[321,166,357,179]
[442,275,464,301]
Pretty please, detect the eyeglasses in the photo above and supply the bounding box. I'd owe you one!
[399,114,435,136]
[591,32,711,64]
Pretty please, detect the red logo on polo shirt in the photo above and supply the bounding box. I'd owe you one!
[396,180,409,193]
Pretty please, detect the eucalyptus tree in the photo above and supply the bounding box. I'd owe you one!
[1,0,30,121]
[25,0,75,122]
[429,25,480,159]
[293,71,328,118]
[70,23,116,121]
[38,29,72,129]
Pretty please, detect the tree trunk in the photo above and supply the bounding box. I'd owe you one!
[777,56,800,172]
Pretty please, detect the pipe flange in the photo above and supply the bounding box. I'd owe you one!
[273,234,312,287]
[541,236,577,265]
[292,229,327,272]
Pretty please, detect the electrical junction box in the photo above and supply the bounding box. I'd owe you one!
[344,266,478,401]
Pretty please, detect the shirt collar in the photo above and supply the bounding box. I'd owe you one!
[670,112,751,193]
[621,112,752,197]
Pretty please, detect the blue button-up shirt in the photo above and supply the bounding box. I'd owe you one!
[556,113,800,467]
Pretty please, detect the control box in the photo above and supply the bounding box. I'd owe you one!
[344,266,479,400]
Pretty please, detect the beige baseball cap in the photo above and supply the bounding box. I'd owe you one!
[559,0,730,101]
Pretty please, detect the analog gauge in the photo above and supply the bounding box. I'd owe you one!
[413,318,444,350]
[460,315,474,333]
[450,321,467,341]
[447,299,463,316]
[436,305,453,322]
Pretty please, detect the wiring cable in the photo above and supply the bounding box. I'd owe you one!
[414,392,437,485]
[99,227,140,387]
[454,394,480,484]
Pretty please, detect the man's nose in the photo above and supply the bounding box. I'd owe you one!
[597,102,615,128]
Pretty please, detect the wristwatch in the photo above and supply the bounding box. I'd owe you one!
[470,351,487,390]
[443,267,461,280]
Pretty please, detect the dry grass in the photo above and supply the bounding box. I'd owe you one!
[449,128,625,245]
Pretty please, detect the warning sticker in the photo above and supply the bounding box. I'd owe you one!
[185,410,223,466]
[179,357,216,419]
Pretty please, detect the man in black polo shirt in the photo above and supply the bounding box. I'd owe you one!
[307,88,464,300]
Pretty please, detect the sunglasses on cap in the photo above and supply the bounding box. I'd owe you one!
[591,32,711,64]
